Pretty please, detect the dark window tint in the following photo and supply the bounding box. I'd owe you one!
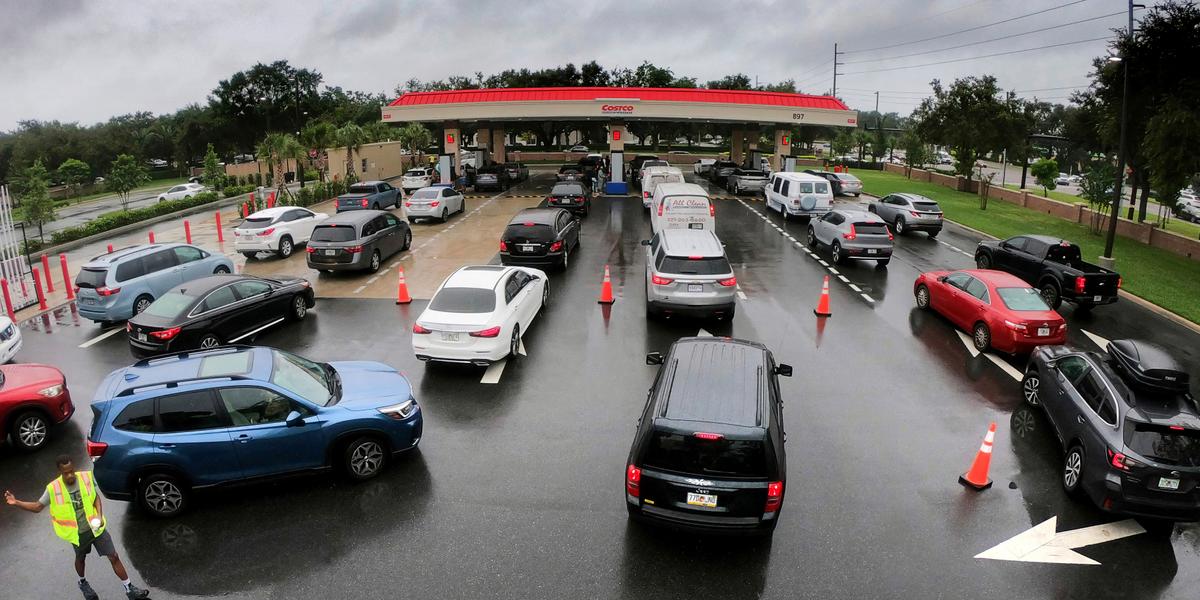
[1075,372,1109,416]
[1024,238,1049,257]
[551,184,584,196]
[157,391,226,433]
[1056,356,1090,383]
[76,268,108,288]
[411,189,439,199]
[348,184,377,194]
[854,223,889,235]
[115,258,147,282]
[945,273,971,289]
[143,250,177,274]
[144,291,196,319]
[1004,237,1029,252]
[504,224,555,243]
[201,286,238,312]
[240,217,274,230]
[912,202,940,212]
[1124,421,1200,467]
[642,431,768,478]
[1045,243,1081,265]
[174,246,203,264]
[113,399,155,432]
[658,256,732,275]
[232,280,271,298]
[311,226,357,242]
[429,287,496,313]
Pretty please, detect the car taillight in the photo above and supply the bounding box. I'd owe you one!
[470,326,501,338]
[346,246,362,253]
[718,277,737,287]
[125,322,132,332]
[576,197,584,204]
[412,323,431,334]
[256,227,275,237]
[1107,448,1143,471]
[86,439,107,459]
[643,191,650,199]
[1074,276,1086,294]
[499,240,508,252]
[430,201,440,208]
[361,198,369,207]
[657,203,665,217]
[887,227,894,241]
[842,224,857,240]
[1057,323,1068,332]
[651,274,674,285]
[709,204,715,217]
[96,287,120,296]
[910,211,921,217]
[549,241,563,252]
[626,464,641,497]
[764,481,783,513]
[405,202,412,208]
[1003,320,1027,332]
[694,432,724,440]
[306,246,316,253]
[149,327,181,341]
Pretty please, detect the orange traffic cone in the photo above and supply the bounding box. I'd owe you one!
[598,264,615,304]
[395,267,412,304]
[813,275,832,317]
[959,422,997,490]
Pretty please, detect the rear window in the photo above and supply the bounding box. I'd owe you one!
[1045,243,1081,264]
[311,225,357,242]
[912,201,940,212]
[837,174,861,182]
[559,166,580,173]
[503,223,556,242]
[1124,421,1200,467]
[665,195,711,211]
[411,189,440,199]
[659,256,732,275]
[404,170,426,177]
[643,431,768,478]
[997,287,1050,311]
[348,184,377,194]
[429,287,496,313]
[112,399,155,433]
[643,161,669,169]
[551,184,584,196]
[853,223,889,235]
[734,169,766,177]
[75,268,108,289]
[240,217,274,230]
[143,291,196,319]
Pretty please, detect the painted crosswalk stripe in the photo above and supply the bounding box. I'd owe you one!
[78,327,124,349]
[860,293,875,303]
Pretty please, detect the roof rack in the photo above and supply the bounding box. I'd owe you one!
[131,345,254,369]
[116,375,253,397]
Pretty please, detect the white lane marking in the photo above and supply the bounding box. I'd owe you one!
[737,290,748,300]
[818,260,829,267]
[985,353,1024,381]
[480,359,506,384]
[975,517,1145,565]
[78,326,124,348]
[367,276,380,284]
[228,318,286,343]
[1082,329,1111,350]
[352,285,367,294]
[849,284,862,292]
[518,338,527,356]
[388,261,399,268]
[837,275,850,283]
[786,235,796,242]
[860,293,875,304]
[697,328,713,337]
[828,267,840,275]
[956,330,981,358]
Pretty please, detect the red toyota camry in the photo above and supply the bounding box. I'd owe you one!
[913,269,1066,354]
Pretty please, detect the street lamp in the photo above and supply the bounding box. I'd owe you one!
[1100,1,1142,270]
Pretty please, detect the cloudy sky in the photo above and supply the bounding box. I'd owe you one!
[0,0,1137,129]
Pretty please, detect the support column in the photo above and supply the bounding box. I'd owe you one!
[491,128,506,163]
[730,128,745,165]
[475,126,490,158]
[773,129,792,172]
[442,122,460,183]
[607,122,627,152]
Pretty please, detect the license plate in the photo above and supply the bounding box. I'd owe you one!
[520,244,538,252]
[688,223,704,230]
[1160,477,1181,490]
[687,284,703,293]
[867,249,878,255]
[413,202,428,208]
[440,332,460,342]
[83,297,97,305]
[137,333,147,342]
[324,249,336,256]
[1037,327,1050,337]
[686,493,717,508]
[1093,295,1102,302]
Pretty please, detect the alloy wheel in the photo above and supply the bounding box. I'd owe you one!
[916,286,930,309]
[350,441,384,477]
[135,297,152,314]
[510,326,520,358]
[1022,375,1041,406]
[145,480,183,515]
[17,414,47,448]
[973,324,990,351]
[1064,450,1082,489]
[293,296,307,319]
[199,335,220,349]
[279,238,293,257]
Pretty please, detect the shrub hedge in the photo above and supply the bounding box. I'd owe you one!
[46,191,222,247]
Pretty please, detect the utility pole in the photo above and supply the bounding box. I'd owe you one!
[1101,0,1139,269]
[832,43,845,97]
[874,91,880,126]
[293,75,305,189]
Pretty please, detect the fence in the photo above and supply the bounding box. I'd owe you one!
[0,187,37,314]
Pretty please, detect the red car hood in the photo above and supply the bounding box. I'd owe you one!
[0,364,64,393]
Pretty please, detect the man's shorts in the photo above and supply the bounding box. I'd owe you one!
[73,530,117,560]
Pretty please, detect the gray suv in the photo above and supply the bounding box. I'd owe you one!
[306,210,411,273]
[869,193,944,237]
[642,229,737,320]
[807,209,893,266]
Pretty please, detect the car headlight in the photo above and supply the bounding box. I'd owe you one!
[38,384,64,398]
[378,399,418,420]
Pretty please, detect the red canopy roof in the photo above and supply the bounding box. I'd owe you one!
[388,87,849,110]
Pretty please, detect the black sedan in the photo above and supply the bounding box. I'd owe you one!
[499,208,580,269]
[543,182,592,217]
[1022,339,1200,520]
[127,274,315,357]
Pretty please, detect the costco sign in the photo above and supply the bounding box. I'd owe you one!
[601,104,635,114]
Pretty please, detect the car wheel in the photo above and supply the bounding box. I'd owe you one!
[915,284,931,309]
[344,436,387,481]
[876,258,890,267]
[1063,445,1085,497]
[440,208,448,223]
[1040,282,1062,309]
[972,322,991,352]
[242,252,257,260]
[928,229,940,239]
[278,236,293,258]
[138,474,187,518]
[10,410,49,451]
[831,242,845,264]
[975,253,991,269]
[807,228,817,247]
[867,205,876,214]
[1022,371,1041,406]
[134,295,153,315]
[368,250,381,273]
[560,248,569,270]
[371,203,379,210]
[213,265,231,274]
[509,325,521,359]
[894,217,906,235]
[402,229,412,250]
[198,333,221,349]
[289,295,307,321]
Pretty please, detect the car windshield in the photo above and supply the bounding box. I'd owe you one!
[144,291,196,319]
[551,184,584,196]
[270,350,335,406]
[411,189,440,199]
[643,431,767,478]
[559,166,580,173]
[659,256,732,275]
[311,225,357,242]
[239,217,273,230]
[75,268,107,289]
[348,184,376,194]
[997,287,1050,311]
[1124,420,1200,467]
[429,287,497,313]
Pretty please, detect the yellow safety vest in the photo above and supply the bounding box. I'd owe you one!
[46,471,105,546]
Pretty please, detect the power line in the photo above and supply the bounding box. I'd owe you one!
[841,36,1112,75]
[1013,84,1090,92]
[838,87,929,96]
[867,0,991,39]
[843,11,1123,65]
[792,59,834,85]
[843,0,1095,55]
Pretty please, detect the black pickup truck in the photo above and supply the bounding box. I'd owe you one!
[974,234,1121,311]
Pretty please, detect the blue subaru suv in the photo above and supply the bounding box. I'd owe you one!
[86,346,422,517]
[75,243,234,323]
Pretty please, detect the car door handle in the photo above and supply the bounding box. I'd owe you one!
[1076,415,1086,424]
[157,443,177,449]
[236,434,251,443]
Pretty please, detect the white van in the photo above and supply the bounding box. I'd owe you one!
[651,182,714,233]
[764,172,834,221]
[641,166,685,208]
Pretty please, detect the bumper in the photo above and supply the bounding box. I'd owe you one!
[842,246,893,260]
[233,237,280,252]
[406,207,443,219]
[77,301,128,322]
[413,335,509,365]
[905,218,943,231]
[732,181,768,193]
[501,252,565,268]
[128,334,180,358]
[996,331,1067,354]
[307,254,370,271]
[838,186,863,195]
[628,502,777,535]
[784,206,830,218]
[1084,477,1200,521]
[1063,294,1119,307]
[0,334,22,363]
[647,299,736,318]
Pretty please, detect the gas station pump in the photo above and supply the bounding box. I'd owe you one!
[748,150,765,171]
[606,151,625,195]
[437,155,453,184]
[783,156,797,172]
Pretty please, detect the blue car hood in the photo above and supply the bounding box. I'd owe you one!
[329,361,412,410]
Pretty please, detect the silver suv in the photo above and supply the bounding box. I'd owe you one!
[642,229,737,320]
[868,193,943,237]
[807,209,893,266]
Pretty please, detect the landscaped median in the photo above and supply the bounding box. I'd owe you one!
[854,169,1200,326]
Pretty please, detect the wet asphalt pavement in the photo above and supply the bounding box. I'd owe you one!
[2,171,1200,599]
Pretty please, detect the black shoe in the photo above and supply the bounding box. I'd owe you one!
[125,584,150,599]
[79,579,99,600]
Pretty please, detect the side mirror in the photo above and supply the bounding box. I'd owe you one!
[285,410,306,427]
[646,352,664,365]
[774,364,794,377]
[640,239,651,246]
[937,275,948,283]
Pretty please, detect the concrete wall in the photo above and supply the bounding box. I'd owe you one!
[325,141,415,182]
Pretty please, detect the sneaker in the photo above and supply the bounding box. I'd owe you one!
[78,580,99,600]
[125,584,150,600]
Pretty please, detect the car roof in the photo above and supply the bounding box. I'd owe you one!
[352,180,386,186]
[894,193,935,202]
[173,274,251,296]
[779,172,829,182]
[656,182,709,197]
[658,229,725,258]
[508,208,565,226]
[414,186,451,193]
[245,207,294,219]
[97,346,272,402]
[84,243,186,266]
[443,265,514,289]
[319,210,385,225]
[834,209,883,222]
[658,337,769,429]
[1020,234,1067,245]
[957,268,1029,287]
[644,166,682,175]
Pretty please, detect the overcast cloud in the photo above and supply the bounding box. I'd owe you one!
[0,0,1137,129]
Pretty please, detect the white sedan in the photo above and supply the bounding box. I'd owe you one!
[401,168,434,193]
[405,186,465,223]
[693,158,716,175]
[233,206,328,258]
[412,265,549,366]
[157,183,207,202]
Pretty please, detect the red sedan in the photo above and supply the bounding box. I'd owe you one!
[0,364,73,452]
[914,269,1066,354]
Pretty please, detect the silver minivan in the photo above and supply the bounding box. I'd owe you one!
[807,209,893,266]
[642,229,737,320]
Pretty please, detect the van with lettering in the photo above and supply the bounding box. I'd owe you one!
[651,183,715,234]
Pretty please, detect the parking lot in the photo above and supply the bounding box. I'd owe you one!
[3,167,1200,599]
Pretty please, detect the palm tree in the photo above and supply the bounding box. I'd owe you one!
[398,123,433,168]
[255,133,304,202]
[335,123,367,182]
[299,122,335,182]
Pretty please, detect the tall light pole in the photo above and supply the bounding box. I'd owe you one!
[1101,0,1140,269]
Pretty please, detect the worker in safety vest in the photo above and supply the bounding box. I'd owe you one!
[5,455,151,600]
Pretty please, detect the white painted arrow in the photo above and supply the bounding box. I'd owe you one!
[975,517,1145,565]
[954,330,1023,380]
[956,330,981,358]
[697,328,713,337]
[1082,329,1111,350]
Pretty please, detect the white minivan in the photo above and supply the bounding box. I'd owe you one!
[641,166,685,208]
[764,172,834,221]
[651,182,714,233]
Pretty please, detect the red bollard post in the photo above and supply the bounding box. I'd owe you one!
[149,231,156,244]
[40,255,53,292]
[0,279,14,322]
[60,254,74,301]
[215,211,224,242]
[107,244,114,253]
[267,191,275,209]
[32,268,47,311]
[184,220,192,244]
[242,202,249,218]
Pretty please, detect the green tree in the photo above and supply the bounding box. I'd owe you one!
[19,160,56,238]
[398,123,433,168]
[201,144,224,190]
[1030,158,1059,196]
[1079,162,1116,234]
[107,154,149,211]
[255,133,304,196]
[899,131,930,177]
[334,122,367,182]
[830,132,855,162]
[852,130,871,161]
[55,158,90,196]
[912,75,1033,179]
[300,122,336,182]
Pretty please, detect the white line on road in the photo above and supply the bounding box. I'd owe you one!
[737,291,748,300]
[818,260,829,267]
[352,285,367,294]
[828,267,839,275]
[849,284,862,292]
[985,353,1024,381]
[697,328,713,337]
[837,275,849,283]
[480,359,506,384]
[860,293,875,304]
[956,330,982,358]
[79,327,124,348]
[518,338,527,356]
[1081,329,1111,350]
[366,276,379,284]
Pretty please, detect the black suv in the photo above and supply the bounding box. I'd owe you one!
[625,337,791,535]
[1023,339,1200,520]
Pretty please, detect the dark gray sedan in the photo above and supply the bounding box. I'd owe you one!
[869,193,944,237]
[306,210,411,273]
